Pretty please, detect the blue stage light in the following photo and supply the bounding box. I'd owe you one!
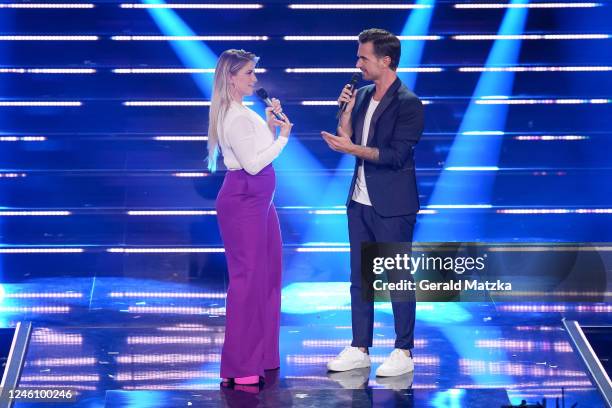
[398,0,437,89]
[137,0,220,98]
[417,0,530,241]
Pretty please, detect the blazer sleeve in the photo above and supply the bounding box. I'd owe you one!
[377,97,424,170]
[226,114,288,175]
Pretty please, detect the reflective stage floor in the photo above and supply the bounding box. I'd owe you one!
[3,278,608,407]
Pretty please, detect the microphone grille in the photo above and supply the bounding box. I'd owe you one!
[255,88,268,99]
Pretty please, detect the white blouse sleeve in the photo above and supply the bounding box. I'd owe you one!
[225,114,288,175]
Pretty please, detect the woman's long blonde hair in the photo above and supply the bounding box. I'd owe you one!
[207,49,259,172]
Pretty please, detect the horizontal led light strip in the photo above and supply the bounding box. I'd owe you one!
[285,66,611,73]
[122,98,612,107]
[156,325,218,332]
[296,247,350,252]
[123,101,253,106]
[307,209,437,214]
[462,132,589,139]
[0,211,71,216]
[301,100,433,105]
[126,336,220,345]
[173,172,209,177]
[286,67,443,73]
[113,68,266,74]
[1,34,607,42]
[112,35,268,41]
[127,210,216,215]
[8,207,592,217]
[0,101,82,106]
[0,36,98,41]
[116,370,221,381]
[0,136,46,141]
[0,68,95,74]
[116,354,220,364]
[497,208,612,214]
[120,3,263,9]
[459,66,612,72]
[476,98,610,104]
[0,173,26,178]
[514,135,588,140]
[453,34,610,40]
[0,248,84,253]
[107,248,224,253]
[284,35,442,41]
[154,136,208,141]
[0,306,71,313]
[286,354,439,365]
[455,2,601,9]
[462,131,505,135]
[6,293,83,298]
[121,385,220,391]
[303,338,427,347]
[301,100,345,106]
[28,357,96,366]
[445,166,500,171]
[110,292,225,298]
[127,307,225,315]
[427,204,493,209]
[0,208,433,216]
[20,374,98,381]
[288,3,432,9]
[458,131,590,140]
[0,3,94,8]
[498,305,611,313]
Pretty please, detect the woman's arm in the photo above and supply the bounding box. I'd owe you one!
[227,114,288,175]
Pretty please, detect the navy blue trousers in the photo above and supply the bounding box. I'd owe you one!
[347,200,416,350]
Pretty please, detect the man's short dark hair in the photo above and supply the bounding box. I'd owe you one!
[358,28,401,71]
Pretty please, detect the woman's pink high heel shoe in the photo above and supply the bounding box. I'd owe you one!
[234,376,260,385]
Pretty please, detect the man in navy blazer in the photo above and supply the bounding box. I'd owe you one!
[322,28,424,377]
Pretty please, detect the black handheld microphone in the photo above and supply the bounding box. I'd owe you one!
[336,73,360,119]
[256,88,284,120]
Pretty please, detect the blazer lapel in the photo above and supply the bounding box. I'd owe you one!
[366,77,402,147]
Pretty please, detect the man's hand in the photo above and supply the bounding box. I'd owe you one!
[321,126,355,154]
[338,83,356,114]
[321,126,380,162]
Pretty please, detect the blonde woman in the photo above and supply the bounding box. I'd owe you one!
[208,49,292,386]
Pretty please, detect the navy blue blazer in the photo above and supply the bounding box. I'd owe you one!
[346,77,424,217]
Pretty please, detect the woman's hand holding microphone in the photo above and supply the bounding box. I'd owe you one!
[265,98,293,139]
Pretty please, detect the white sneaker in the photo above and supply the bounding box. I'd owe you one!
[327,346,371,372]
[375,349,414,377]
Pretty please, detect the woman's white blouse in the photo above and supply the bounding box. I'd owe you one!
[218,102,288,175]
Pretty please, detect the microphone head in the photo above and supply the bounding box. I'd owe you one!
[255,88,269,100]
[349,72,360,85]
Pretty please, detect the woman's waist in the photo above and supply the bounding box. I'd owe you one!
[225,163,275,177]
